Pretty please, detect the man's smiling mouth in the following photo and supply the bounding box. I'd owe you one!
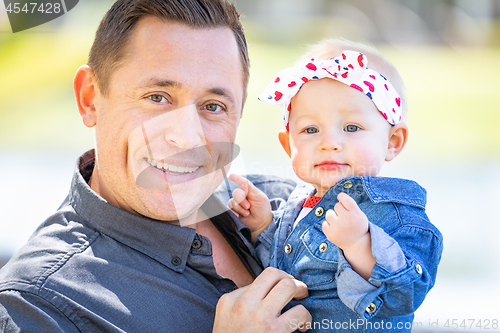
[145,158,200,174]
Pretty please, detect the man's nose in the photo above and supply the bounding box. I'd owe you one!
[164,104,206,149]
[319,131,342,152]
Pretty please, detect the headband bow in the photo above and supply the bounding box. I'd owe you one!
[258,50,402,130]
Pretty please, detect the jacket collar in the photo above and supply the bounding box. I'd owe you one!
[295,176,426,209]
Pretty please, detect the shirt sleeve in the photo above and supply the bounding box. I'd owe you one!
[335,212,443,319]
[0,290,81,333]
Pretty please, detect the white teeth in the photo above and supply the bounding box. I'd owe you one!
[145,158,199,174]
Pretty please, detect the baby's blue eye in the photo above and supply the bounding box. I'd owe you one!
[305,127,318,134]
[345,125,360,132]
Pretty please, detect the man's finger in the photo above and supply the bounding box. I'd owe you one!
[243,267,295,302]
[261,277,309,317]
[278,304,312,333]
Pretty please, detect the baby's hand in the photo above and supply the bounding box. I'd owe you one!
[322,193,369,251]
[228,174,273,243]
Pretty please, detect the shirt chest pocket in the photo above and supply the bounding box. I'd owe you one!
[291,224,339,291]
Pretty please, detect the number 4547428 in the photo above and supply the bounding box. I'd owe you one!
[444,319,498,330]
[5,2,62,14]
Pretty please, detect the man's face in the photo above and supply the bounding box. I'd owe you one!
[91,17,244,222]
[284,79,392,196]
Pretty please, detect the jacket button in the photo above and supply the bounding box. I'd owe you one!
[285,244,292,254]
[416,264,423,274]
[319,243,328,252]
[171,257,181,266]
[343,181,353,189]
[315,207,324,217]
[366,303,376,314]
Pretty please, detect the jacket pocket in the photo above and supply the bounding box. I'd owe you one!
[292,223,339,291]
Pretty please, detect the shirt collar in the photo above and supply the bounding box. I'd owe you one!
[68,150,211,274]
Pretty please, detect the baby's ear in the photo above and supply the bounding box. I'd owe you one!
[278,130,292,158]
[385,123,408,162]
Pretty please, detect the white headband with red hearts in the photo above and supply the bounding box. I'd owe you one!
[258,50,402,131]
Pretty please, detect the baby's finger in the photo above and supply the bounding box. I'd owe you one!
[229,174,249,195]
[325,209,337,224]
[232,188,250,209]
[228,198,250,217]
[337,193,358,212]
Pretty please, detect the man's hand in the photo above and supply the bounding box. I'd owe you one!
[213,267,312,333]
[322,193,375,280]
[228,174,274,242]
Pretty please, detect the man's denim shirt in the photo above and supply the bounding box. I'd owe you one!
[256,176,443,332]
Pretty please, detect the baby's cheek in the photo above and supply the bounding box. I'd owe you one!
[351,147,384,176]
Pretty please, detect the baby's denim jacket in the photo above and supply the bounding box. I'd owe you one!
[255,176,443,332]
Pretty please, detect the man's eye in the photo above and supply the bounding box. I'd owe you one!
[205,104,224,112]
[305,127,318,134]
[345,125,360,132]
[149,95,166,103]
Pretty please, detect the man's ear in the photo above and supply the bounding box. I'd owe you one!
[278,130,291,158]
[74,65,98,128]
[385,123,408,162]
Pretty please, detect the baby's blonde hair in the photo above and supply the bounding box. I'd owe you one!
[296,38,408,121]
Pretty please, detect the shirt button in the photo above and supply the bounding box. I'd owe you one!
[366,303,376,314]
[416,264,423,274]
[319,242,328,252]
[171,257,181,266]
[285,244,292,254]
[192,239,202,249]
[343,181,353,189]
[315,207,324,217]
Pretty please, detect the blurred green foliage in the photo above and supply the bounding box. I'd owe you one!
[0,16,499,159]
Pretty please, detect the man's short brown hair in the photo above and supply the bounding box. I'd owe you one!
[88,0,249,97]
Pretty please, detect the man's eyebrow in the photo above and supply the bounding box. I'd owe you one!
[142,78,182,89]
[208,87,236,105]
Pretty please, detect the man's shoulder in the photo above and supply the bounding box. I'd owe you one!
[0,205,98,294]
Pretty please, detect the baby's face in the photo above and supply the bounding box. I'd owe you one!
[285,78,393,196]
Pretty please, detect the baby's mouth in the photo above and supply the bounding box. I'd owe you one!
[145,157,200,175]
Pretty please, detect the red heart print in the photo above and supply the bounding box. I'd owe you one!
[350,84,363,92]
[274,91,283,101]
[357,54,364,67]
[369,75,376,80]
[274,77,280,83]
[288,81,296,87]
[306,63,317,71]
[301,77,308,83]
[395,97,401,107]
[363,81,375,92]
